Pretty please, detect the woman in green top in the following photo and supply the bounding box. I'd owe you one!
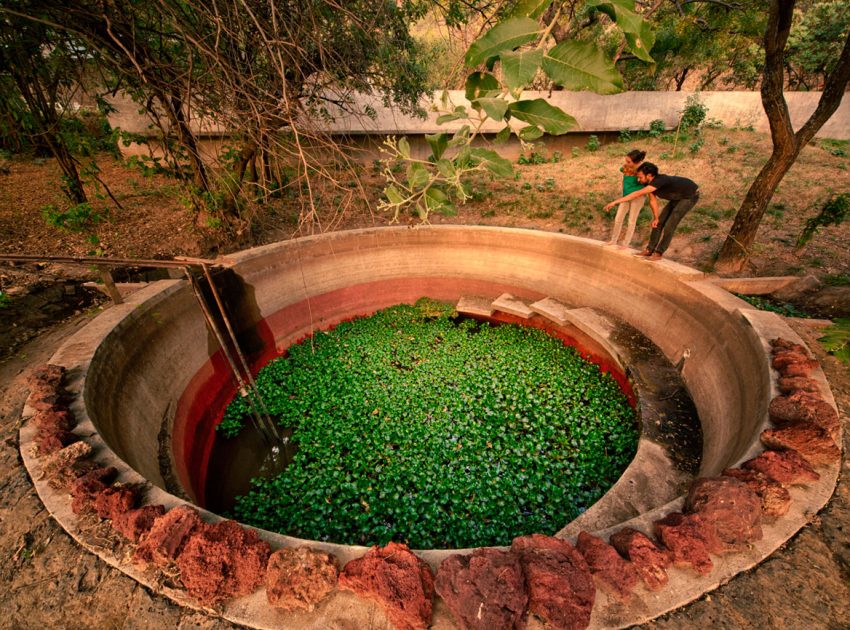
[606,149,646,248]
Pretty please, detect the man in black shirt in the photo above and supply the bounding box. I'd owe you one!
[603,162,700,260]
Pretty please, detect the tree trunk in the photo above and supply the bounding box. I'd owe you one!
[715,0,850,273]
[714,144,799,272]
[674,67,690,91]
[165,94,211,193]
[50,141,88,205]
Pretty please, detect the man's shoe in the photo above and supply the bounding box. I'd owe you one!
[635,249,653,257]
[648,252,664,261]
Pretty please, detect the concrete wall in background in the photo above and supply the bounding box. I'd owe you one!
[108,89,850,139]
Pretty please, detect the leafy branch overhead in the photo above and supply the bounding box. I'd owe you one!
[380,0,655,222]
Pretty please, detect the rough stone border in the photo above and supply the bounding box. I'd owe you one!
[19,227,842,629]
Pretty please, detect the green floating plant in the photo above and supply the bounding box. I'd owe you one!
[819,318,850,365]
[222,299,638,549]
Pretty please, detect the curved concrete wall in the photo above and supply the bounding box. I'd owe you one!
[85,226,766,494]
[27,225,841,629]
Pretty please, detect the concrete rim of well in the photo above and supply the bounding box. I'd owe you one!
[19,226,842,629]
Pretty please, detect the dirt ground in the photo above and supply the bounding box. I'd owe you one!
[0,312,847,629]
[1,130,849,628]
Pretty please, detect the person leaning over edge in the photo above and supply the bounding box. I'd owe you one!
[603,162,700,261]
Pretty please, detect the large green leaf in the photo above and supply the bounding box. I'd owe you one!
[501,49,544,94]
[384,185,404,205]
[406,162,429,190]
[437,112,464,125]
[519,125,544,141]
[436,159,456,178]
[470,148,513,178]
[510,0,553,18]
[425,187,456,216]
[494,126,512,144]
[507,99,577,135]
[587,0,655,63]
[623,21,656,64]
[465,72,501,101]
[473,97,509,121]
[465,17,541,67]
[426,133,449,160]
[542,40,624,94]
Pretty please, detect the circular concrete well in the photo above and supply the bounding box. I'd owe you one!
[21,226,841,629]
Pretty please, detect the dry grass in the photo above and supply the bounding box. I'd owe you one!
[1,126,848,280]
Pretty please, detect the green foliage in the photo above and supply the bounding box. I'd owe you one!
[649,119,666,137]
[785,1,850,90]
[797,193,849,248]
[586,135,601,152]
[820,138,849,157]
[688,136,705,154]
[680,94,708,130]
[224,301,638,548]
[618,1,765,90]
[0,292,10,309]
[464,17,540,67]
[383,2,654,221]
[823,273,850,287]
[735,294,810,319]
[42,202,107,232]
[542,40,624,94]
[517,146,559,165]
[818,318,850,364]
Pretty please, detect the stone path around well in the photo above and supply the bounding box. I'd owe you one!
[1,315,848,630]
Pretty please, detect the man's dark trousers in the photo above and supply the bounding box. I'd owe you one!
[647,193,700,254]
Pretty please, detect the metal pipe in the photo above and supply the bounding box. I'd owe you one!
[0,253,228,269]
[184,268,278,449]
[200,264,284,440]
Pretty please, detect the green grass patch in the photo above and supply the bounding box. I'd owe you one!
[222,300,638,548]
[735,294,811,318]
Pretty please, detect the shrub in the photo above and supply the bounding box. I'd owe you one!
[797,193,849,248]
[42,202,107,232]
[648,119,665,137]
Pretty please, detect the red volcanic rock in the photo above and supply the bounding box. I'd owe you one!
[761,423,840,467]
[575,531,638,601]
[769,394,840,441]
[609,528,671,591]
[70,467,118,516]
[70,466,117,501]
[34,408,74,432]
[266,546,340,612]
[779,359,820,378]
[653,512,719,575]
[685,477,763,546]
[176,519,271,605]
[46,458,98,491]
[40,440,92,478]
[511,534,595,630]
[93,485,141,520]
[28,393,64,412]
[742,449,820,485]
[113,505,166,542]
[28,363,65,386]
[770,338,806,354]
[771,350,809,370]
[135,505,204,567]
[340,542,434,630]
[777,376,821,395]
[435,548,527,630]
[35,429,78,455]
[720,468,791,518]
